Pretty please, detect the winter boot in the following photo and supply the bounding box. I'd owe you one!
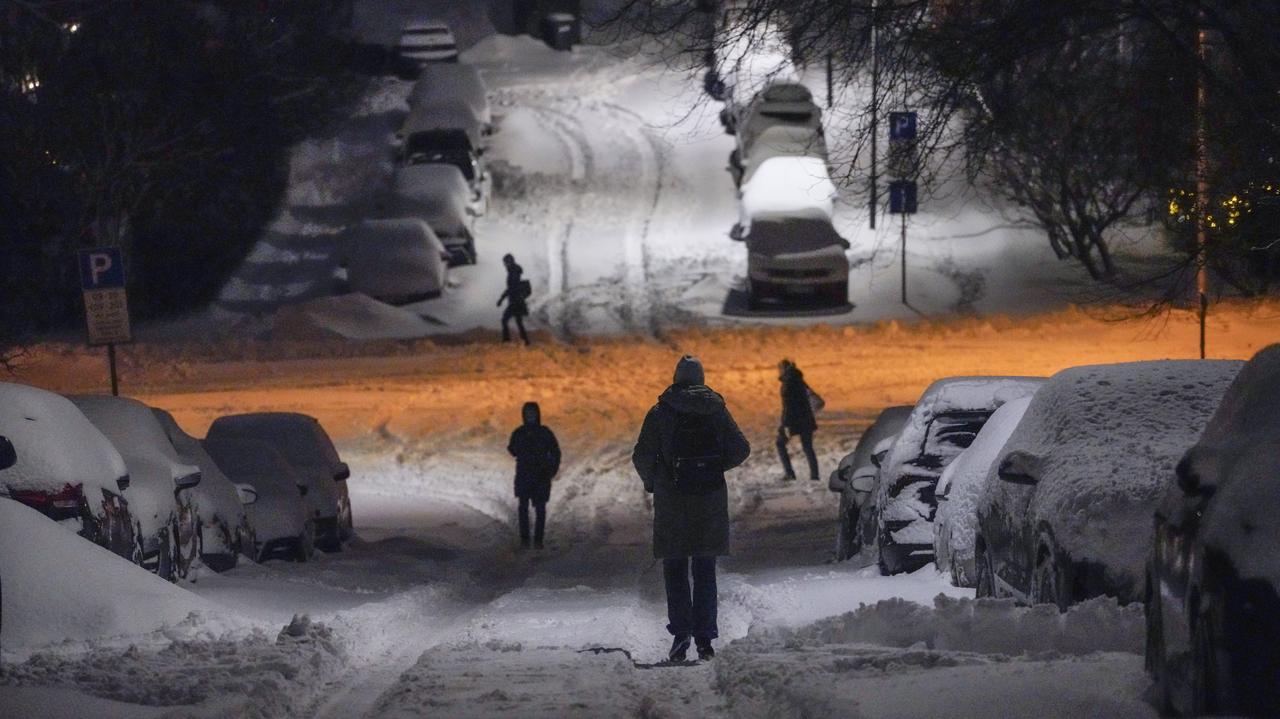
[696,638,715,661]
[669,635,691,662]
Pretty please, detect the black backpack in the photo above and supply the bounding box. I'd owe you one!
[671,410,723,492]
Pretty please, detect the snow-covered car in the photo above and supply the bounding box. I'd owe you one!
[735,83,823,158]
[200,437,314,562]
[712,18,797,134]
[1146,345,1280,716]
[975,360,1241,609]
[738,156,838,229]
[400,105,484,154]
[742,215,849,309]
[152,408,256,572]
[407,64,491,128]
[731,123,828,189]
[0,383,134,561]
[70,395,203,581]
[934,395,1036,587]
[389,164,479,264]
[207,413,351,552]
[877,376,1045,576]
[398,114,489,212]
[396,20,459,73]
[829,405,912,562]
[341,218,450,305]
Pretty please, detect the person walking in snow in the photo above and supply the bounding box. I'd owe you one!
[497,253,531,345]
[633,355,751,662]
[508,401,561,550]
[776,359,822,482]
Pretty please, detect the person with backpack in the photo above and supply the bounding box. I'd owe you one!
[497,253,531,345]
[776,359,822,482]
[632,355,751,662]
[507,401,561,550]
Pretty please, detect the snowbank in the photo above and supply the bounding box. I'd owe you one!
[987,360,1241,599]
[272,293,440,341]
[0,499,231,653]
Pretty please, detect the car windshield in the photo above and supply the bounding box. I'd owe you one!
[405,147,476,181]
[918,411,992,468]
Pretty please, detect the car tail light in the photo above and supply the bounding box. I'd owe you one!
[9,483,86,519]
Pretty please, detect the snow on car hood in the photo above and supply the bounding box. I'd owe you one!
[0,383,126,497]
[993,360,1242,595]
[740,156,836,224]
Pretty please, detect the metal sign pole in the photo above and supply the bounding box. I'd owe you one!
[900,211,907,305]
[108,342,119,396]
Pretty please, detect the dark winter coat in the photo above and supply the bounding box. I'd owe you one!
[780,367,817,435]
[499,263,529,317]
[632,384,751,559]
[508,420,560,504]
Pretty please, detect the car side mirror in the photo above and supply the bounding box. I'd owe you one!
[1176,455,1213,499]
[235,483,258,505]
[334,462,351,482]
[0,436,15,471]
[871,450,887,468]
[175,471,202,491]
[116,475,131,492]
[997,451,1040,485]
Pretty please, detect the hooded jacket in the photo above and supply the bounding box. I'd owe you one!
[508,403,560,502]
[780,365,817,435]
[632,384,751,558]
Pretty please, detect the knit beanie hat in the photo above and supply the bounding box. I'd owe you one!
[673,355,705,386]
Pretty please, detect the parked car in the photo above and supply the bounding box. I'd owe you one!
[341,218,450,304]
[400,105,485,157]
[207,413,351,551]
[0,383,134,561]
[934,395,1036,587]
[202,437,314,562]
[975,360,1241,609]
[737,155,837,230]
[389,164,479,264]
[877,376,1045,575]
[1,434,14,645]
[1146,345,1280,716]
[408,64,490,127]
[396,20,458,74]
[152,408,256,572]
[70,395,203,581]
[829,406,913,562]
[398,112,490,211]
[741,215,849,309]
[731,123,828,189]
[735,82,823,157]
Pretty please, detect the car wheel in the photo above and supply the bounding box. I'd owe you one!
[835,507,854,561]
[156,528,174,582]
[174,518,198,580]
[1031,549,1069,611]
[976,543,996,598]
[949,555,964,588]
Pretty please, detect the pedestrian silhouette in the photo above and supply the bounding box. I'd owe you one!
[507,402,560,549]
[632,355,750,662]
[497,253,531,345]
[776,359,822,481]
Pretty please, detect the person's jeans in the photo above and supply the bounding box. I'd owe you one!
[502,307,530,345]
[777,429,819,480]
[663,556,718,639]
[518,497,545,546]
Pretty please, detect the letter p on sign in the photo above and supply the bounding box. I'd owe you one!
[78,247,126,290]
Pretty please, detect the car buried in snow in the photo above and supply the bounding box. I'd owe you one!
[207,413,352,551]
[975,360,1242,610]
[1146,345,1280,716]
[70,395,203,581]
[933,395,1037,588]
[201,437,315,562]
[395,20,459,75]
[876,376,1045,576]
[388,163,480,265]
[398,109,490,214]
[734,82,824,167]
[152,408,257,572]
[407,64,491,129]
[0,383,135,561]
[740,214,849,310]
[829,405,912,563]
[340,218,451,305]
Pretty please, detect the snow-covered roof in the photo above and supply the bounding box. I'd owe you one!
[404,20,451,33]
[390,164,472,236]
[745,216,847,257]
[991,360,1242,596]
[740,156,837,224]
[408,65,489,124]
[0,382,126,496]
[342,219,447,302]
[1188,345,1280,582]
[935,395,1035,562]
[207,413,342,471]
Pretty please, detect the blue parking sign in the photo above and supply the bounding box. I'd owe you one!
[889,180,917,214]
[78,247,126,290]
[889,111,917,141]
